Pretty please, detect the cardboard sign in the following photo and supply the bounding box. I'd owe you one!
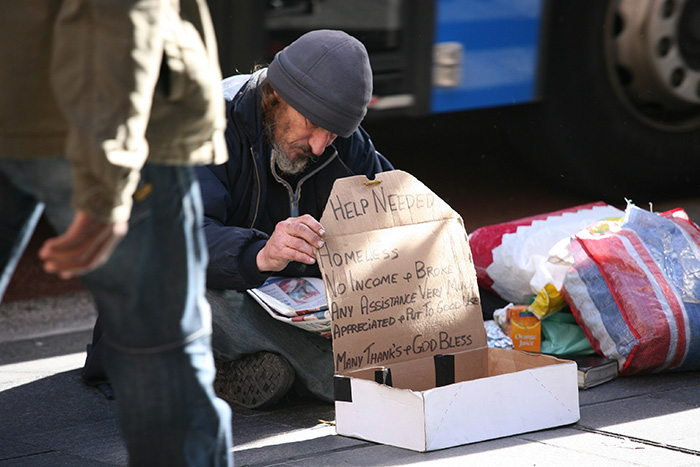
[316,170,486,375]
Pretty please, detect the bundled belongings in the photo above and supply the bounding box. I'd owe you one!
[470,203,624,361]
[315,170,579,452]
[473,199,700,381]
[562,204,700,375]
[470,202,624,319]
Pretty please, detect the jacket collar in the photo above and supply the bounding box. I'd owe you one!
[230,69,268,152]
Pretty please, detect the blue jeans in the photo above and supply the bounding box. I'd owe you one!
[0,158,233,466]
[207,288,335,402]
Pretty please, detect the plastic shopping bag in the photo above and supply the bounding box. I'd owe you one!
[469,202,623,316]
[540,310,595,356]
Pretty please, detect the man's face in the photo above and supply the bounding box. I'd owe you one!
[266,92,337,175]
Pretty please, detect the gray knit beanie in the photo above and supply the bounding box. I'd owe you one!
[267,30,372,138]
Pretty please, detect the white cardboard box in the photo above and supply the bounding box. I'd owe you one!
[333,348,579,451]
[316,170,580,452]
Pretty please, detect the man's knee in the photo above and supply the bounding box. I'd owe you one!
[207,288,254,317]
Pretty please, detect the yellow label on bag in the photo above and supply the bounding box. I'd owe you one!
[508,305,541,352]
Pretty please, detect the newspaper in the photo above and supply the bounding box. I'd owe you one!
[247,276,331,338]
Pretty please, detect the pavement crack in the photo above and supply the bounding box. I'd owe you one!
[1,450,55,461]
[241,443,370,467]
[574,425,700,456]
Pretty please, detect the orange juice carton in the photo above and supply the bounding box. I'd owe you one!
[508,305,541,352]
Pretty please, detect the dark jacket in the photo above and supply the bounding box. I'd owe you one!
[197,70,393,291]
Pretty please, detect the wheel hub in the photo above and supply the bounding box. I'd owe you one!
[611,0,700,129]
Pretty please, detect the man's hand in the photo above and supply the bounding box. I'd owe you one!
[256,214,325,273]
[39,211,128,279]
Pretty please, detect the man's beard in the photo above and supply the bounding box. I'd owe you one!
[265,105,317,176]
[271,147,314,175]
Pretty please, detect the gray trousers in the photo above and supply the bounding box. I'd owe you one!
[207,288,335,402]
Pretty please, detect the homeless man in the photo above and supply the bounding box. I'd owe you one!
[198,29,394,409]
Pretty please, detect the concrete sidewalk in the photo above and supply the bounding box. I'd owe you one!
[1,293,700,466]
[2,197,700,466]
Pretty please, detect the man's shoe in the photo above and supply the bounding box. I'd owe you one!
[214,352,295,409]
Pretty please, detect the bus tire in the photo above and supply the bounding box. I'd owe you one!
[508,0,700,202]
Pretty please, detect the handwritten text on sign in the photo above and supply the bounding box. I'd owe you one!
[326,186,436,221]
[317,180,481,373]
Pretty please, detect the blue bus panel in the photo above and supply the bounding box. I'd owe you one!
[431,0,544,113]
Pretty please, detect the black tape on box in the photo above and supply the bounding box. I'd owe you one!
[434,354,455,387]
[334,375,353,402]
[374,368,393,386]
